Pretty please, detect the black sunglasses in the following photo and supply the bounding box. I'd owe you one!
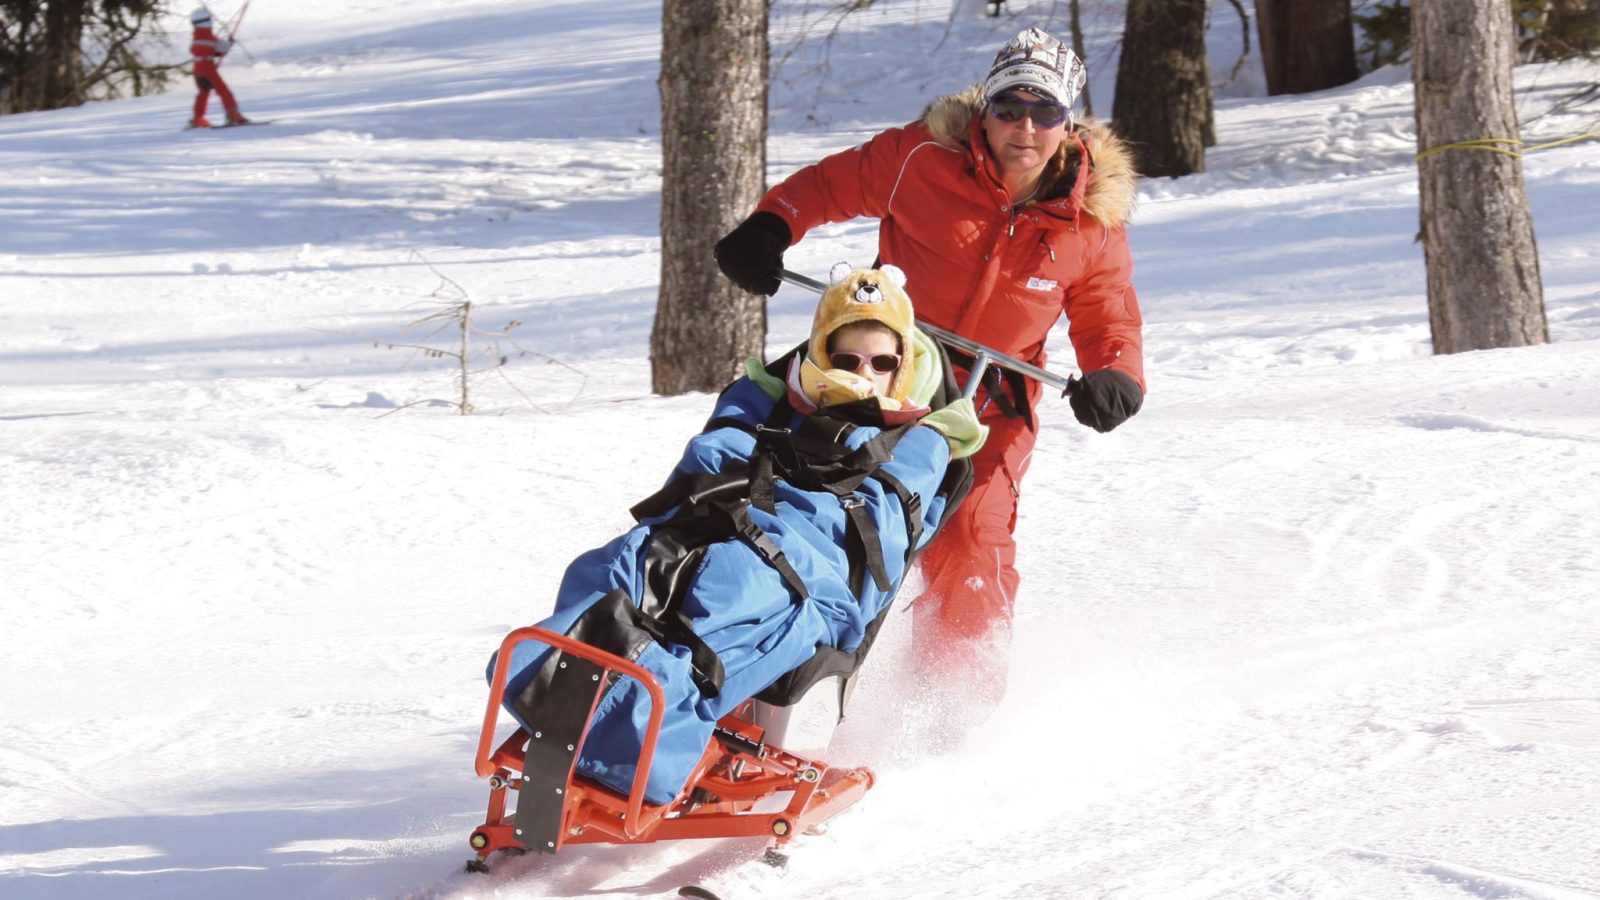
[829,351,902,374]
[987,91,1069,128]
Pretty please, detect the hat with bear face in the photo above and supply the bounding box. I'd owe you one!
[801,262,918,407]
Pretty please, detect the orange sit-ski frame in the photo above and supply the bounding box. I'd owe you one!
[468,626,874,868]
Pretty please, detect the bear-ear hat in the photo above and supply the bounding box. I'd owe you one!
[805,263,917,404]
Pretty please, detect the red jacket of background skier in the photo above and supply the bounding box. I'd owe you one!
[191,22,233,77]
[191,23,232,77]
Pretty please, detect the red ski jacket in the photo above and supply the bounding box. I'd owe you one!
[191,26,232,69]
[756,87,1145,393]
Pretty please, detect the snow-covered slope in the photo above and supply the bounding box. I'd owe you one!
[4,2,1599,899]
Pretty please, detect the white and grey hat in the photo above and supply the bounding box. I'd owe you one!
[982,27,1088,108]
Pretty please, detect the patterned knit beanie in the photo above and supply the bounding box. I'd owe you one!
[983,27,1087,108]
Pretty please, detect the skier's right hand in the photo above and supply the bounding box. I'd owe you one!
[714,211,791,296]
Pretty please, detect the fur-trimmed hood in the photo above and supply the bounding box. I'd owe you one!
[923,85,1137,228]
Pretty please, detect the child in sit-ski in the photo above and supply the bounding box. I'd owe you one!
[496,263,985,807]
[742,261,987,457]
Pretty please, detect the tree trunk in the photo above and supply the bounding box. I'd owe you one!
[1414,0,1548,354]
[38,0,85,109]
[3,0,169,115]
[1111,0,1209,178]
[1068,0,1092,118]
[652,0,769,395]
[1257,0,1359,95]
[1,2,42,113]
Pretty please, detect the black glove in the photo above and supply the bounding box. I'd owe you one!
[714,211,792,296]
[1069,368,1143,433]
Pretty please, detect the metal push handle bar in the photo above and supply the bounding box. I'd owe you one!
[777,268,1079,401]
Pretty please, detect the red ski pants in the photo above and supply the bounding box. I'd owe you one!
[911,406,1037,709]
[192,62,241,120]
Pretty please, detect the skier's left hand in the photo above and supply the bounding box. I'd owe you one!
[1069,369,1143,433]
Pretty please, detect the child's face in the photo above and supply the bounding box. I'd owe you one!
[827,326,901,397]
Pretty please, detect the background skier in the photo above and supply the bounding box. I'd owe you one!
[714,27,1145,728]
[188,6,249,128]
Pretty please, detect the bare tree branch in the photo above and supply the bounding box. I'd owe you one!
[1214,0,1252,90]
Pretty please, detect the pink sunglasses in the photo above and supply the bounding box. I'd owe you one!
[829,351,902,374]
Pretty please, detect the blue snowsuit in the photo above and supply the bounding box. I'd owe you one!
[495,374,954,804]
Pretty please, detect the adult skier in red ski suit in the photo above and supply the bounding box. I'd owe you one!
[189,7,249,128]
[714,28,1145,724]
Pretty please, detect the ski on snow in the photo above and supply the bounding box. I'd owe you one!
[183,120,272,131]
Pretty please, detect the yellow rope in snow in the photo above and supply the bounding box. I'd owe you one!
[1416,131,1600,161]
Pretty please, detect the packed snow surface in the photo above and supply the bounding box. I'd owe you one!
[4,2,1599,899]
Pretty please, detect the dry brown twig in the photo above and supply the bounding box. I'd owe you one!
[324,252,589,416]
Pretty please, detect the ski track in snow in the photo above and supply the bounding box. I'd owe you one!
[4,2,1600,899]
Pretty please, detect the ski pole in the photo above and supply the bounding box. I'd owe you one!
[226,0,254,40]
[777,268,1080,400]
[225,1,256,60]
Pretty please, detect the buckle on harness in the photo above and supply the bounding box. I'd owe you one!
[754,424,801,472]
[840,495,866,510]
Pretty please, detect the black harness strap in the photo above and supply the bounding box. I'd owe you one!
[840,495,891,595]
[631,464,812,607]
[639,528,727,698]
[629,467,750,523]
[782,419,916,601]
[749,449,778,515]
[726,503,811,601]
[947,345,1036,432]
[704,415,758,436]
[749,424,803,516]
[870,468,923,552]
[640,610,726,699]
